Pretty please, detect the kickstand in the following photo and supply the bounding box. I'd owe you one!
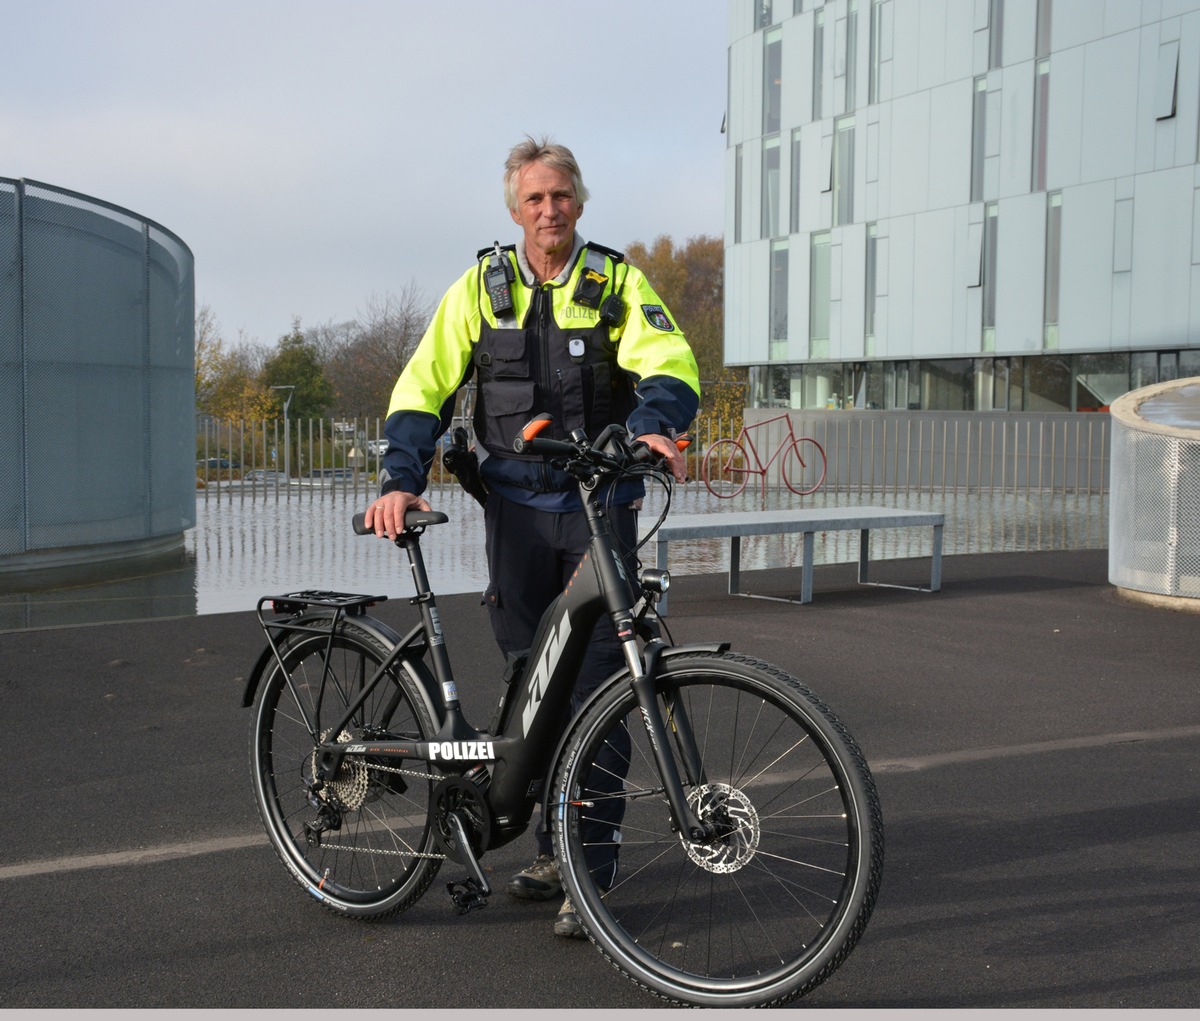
[445,877,489,915]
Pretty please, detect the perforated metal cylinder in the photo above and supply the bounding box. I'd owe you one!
[1109,379,1200,606]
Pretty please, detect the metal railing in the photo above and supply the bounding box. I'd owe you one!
[196,408,1110,503]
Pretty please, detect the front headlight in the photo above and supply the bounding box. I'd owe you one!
[640,568,671,594]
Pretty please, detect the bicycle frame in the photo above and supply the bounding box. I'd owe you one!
[736,412,799,480]
[245,473,719,865]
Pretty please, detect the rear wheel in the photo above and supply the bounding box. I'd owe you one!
[552,651,883,1007]
[250,618,442,918]
[701,439,752,498]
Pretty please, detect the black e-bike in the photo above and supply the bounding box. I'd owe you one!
[243,417,883,1008]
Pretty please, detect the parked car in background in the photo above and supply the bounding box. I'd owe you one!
[196,457,241,482]
[243,470,287,486]
[300,468,355,485]
[367,438,388,456]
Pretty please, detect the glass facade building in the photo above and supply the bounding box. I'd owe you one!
[725,0,1200,412]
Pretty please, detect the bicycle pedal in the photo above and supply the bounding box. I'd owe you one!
[445,878,489,915]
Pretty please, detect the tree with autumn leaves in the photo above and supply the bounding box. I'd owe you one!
[625,234,746,425]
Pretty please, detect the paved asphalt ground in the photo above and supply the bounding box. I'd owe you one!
[2,548,1198,1009]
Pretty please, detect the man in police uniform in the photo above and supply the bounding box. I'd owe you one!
[365,135,700,937]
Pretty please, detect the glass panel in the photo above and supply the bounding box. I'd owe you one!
[1032,60,1050,191]
[1074,352,1129,411]
[770,240,790,351]
[868,0,883,104]
[982,204,999,348]
[790,129,803,233]
[989,0,1004,69]
[971,77,987,202]
[1044,192,1062,347]
[764,29,783,134]
[735,145,744,244]
[1026,355,1071,411]
[809,233,831,357]
[845,0,859,111]
[813,10,826,120]
[865,223,878,342]
[922,359,976,410]
[1160,350,1180,382]
[834,116,856,225]
[762,136,781,238]
[1132,351,1157,389]
[1035,0,1052,59]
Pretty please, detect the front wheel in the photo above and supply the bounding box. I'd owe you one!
[551,651,883,1008]
[701,439,751,498]
[782,436,828,495]
[249,617,442,918]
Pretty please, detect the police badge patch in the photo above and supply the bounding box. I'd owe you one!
[641,304,675,331]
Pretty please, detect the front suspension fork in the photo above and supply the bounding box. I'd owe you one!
[620,636,715,843]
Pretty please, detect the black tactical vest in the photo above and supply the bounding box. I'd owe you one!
[472,256,636,467]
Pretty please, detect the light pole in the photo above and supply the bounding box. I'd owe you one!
[270,385,295,480]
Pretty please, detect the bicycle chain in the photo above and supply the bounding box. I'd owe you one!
[312,756,446,860]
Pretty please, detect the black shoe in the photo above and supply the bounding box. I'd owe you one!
[554,896,586,939]
[506,853,561,901]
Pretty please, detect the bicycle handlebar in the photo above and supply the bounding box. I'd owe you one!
[512,415,666,479]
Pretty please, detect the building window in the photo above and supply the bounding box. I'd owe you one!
[734,144,744,244]
[813,10,826,120]
[865,223,878,355]
[868,0,883,104]
[789,129,803,233]
[989,0,1004,69]
[770,240,789,359]
[971,76,987,202]
[1035,0,1052,58]
[809,232,831,359]
[1155,40,1180,120]
[982,203,999,349]
[833,116,856,225]
[1032,60,1050,192]
[763,28,783,134]
[755,1,773,31]
[844,0,859,111]
[762,136,781,238]
[1044,192,1061,348]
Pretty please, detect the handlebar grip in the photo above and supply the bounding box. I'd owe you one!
[352,512,370,535]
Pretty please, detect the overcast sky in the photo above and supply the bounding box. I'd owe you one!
[3,0,730,348]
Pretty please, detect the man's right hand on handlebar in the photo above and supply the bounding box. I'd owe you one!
[364,490,433,540]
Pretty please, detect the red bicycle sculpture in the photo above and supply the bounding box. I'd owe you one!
[701,413,827,499]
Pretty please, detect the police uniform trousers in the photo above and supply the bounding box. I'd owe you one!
[482,490,637,890]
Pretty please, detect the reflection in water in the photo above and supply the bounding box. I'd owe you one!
[1,481,1109,631]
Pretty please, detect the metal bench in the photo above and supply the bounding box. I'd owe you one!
[646,506,944,613]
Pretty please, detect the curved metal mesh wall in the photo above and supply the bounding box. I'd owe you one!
[1109,390,1200,599]
[0,178,195,564]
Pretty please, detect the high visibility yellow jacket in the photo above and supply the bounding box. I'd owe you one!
[382,236,700,507]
